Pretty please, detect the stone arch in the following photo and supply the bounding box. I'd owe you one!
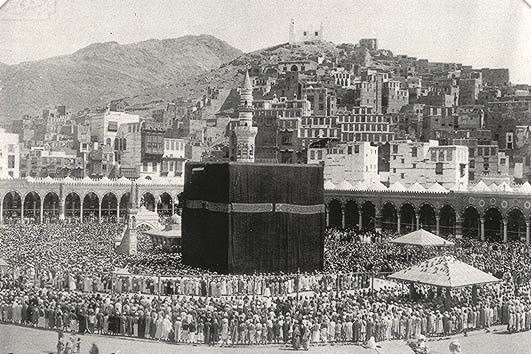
[462,206,480,239]
[290,65,299,72]
[328,199,342,228]
[23,191,41,222]
[507,208,526,242]
[439,205,456,237]
[419,203,436,232]
[83,192,100,222]
[361,200,376,231]
[399,203,416,234]
[3,191,22,222]
[101,192,118,222]
[43,192,60,222]
[381,202,397,232]
[484,207,503,242]
[65,192,81,219]
[141,192,156,212]
[157,192,173,217]
[344,200,359,229]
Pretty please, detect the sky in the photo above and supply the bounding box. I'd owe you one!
[0,0,530,83]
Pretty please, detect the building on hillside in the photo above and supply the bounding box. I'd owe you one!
[0,129,20,178]
[253,96,310,163]
[421,106,456,141]
[382,80,409,114]
[302,85,337,116]
[307,140,379,184]
[453,137,499,181]
[337,106,394,143]
[162,137,187,177]
[459,78,482,105]
[299,115,340,148]
[358,39,378,51]
[388,140,468,187]
[89,110,140,148]
[481,68,510,86]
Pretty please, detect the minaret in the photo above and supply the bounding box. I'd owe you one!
[230,71,257,162]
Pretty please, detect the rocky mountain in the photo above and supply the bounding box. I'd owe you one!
[0,35,243,120]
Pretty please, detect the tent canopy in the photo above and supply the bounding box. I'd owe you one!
[390,229,454,247]
[388,255,501,289]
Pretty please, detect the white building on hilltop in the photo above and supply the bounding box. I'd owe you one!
[289,18,324,45]
[0,128,20,178]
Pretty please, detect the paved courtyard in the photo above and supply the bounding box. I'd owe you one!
[1,323,411,354]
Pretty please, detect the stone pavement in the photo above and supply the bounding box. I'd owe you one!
[0,323,413,354]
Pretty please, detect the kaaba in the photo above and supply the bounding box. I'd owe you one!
[182,162,325,274]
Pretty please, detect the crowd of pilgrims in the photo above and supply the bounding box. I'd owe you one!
[1,223,531,348]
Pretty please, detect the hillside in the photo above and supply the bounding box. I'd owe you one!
[0,35,243,120]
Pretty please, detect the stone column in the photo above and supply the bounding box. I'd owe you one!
[358,210,363,231]
[59,200,65,221]
[325,207,329,228]
[397,215,401,234]
[341,206,346,229]
[98,201,102,222]
[171,201,175,216]
[435,216,440,236]
[503,219,508,243]
[0,197,3,224]
[116,203,120,222]
[455,217,463,239]
[21,201,24,222]
[80,203,83,223]
[40,201,44,224]
[526,221,530,245]
[375,213,382,233]
[480,217,485,241]
[415,212,420,230]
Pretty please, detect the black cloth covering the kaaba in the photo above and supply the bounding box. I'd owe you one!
[182,162,324,274]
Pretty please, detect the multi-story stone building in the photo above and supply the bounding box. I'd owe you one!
[389,140,468,187]
[337,106,394,143]
[253,96,310,163]
[307,141,379,184]
[0,128,20,178]
[299,115,340,148]
[453,137,499,181]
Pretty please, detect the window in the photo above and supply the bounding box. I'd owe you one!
[447,150,452,161]
[401,173,405,179]
[435,162,443,175]
[470,160,475,169]
[317,150,323,160]
[469,148,475,157]
[310,150,315,160]
[7,155,15,168]
[412,163,416,169]
[392,145,398,154]
[431,151,436,161]
[401,158,405,164]
[143,161,148,171]
[393,168,396,173]
[439,151,444,161]
[347,146,352,155]
[354,145,360,153]
[460,163,466,177]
